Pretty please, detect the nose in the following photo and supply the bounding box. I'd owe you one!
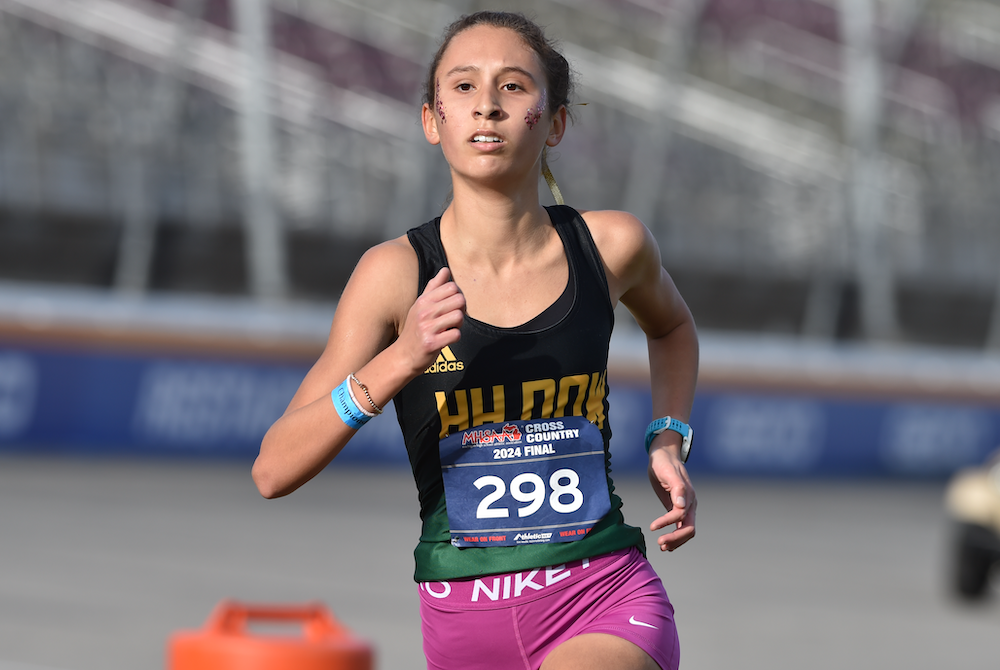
[474,88,502,119]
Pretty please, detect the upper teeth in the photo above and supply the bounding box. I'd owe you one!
[474,135,501,143]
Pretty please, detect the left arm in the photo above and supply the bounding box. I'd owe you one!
[583,210,699,552]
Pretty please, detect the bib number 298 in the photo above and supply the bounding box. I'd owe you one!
[475,468,584,519]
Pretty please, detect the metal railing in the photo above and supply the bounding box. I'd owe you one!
[0,0,998,348]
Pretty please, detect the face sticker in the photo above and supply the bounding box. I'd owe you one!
[525,89,547,130]
[436,79,446,124]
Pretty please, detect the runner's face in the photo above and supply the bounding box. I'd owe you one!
[422,25,564,179]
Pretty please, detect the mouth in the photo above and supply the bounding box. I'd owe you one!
[471,133,504,144]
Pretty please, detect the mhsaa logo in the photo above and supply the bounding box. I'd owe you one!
[425,346,465,374]
[462,423,523,446]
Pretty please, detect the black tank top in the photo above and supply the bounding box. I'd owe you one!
[396,205,645,582]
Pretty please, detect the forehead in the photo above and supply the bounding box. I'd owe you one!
[437,25,542,77]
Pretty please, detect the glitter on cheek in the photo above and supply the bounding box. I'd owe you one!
[525,89,547,130]
[435,79,446,123]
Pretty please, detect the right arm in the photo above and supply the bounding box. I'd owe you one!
[251,238,465,498]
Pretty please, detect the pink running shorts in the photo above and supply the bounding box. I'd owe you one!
[418,546,679,670]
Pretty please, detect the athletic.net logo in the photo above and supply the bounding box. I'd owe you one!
[425,346,465,374]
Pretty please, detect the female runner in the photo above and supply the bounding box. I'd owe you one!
[253,11,699,670]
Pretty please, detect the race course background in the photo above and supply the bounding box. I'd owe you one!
[1,288,999,669]
[1,460,998,670]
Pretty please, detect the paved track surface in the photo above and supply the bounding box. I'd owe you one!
[1,457,998,670]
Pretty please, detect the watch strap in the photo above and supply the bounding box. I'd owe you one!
[644,416,693,462]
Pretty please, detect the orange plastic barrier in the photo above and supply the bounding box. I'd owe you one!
[167,600,374,670]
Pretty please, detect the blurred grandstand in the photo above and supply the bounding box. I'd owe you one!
[1,0,999,350]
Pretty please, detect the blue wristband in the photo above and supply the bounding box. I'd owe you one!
[644,416,693,462]
[332,378,372,430]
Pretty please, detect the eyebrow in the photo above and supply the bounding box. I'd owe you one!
[443,65,537,82]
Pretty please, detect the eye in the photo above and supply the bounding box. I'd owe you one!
[457,83,473,92]
[502,83,521,92]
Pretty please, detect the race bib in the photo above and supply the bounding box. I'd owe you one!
[439,416,611,547]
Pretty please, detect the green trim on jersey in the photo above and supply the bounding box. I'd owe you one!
[413,483,645,582]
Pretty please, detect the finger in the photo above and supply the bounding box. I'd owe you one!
[649,504,686,531]
[425,311,465,345]
[656,524,696,552]
[424,291,466,329]
[426,277,461,300]
[661,470,687,502]
[420,280,467,321]
[649,500,694,531]
[648,469,687,511]
[439,289,467,315]
[654,499,696,551]
[425,266,452,291]
[414,297,465,354]
[413,285,465,331]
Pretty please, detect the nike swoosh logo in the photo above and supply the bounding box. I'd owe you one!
[629,615,658,629]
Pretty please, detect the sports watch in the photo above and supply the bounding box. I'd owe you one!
[644,416,694,462]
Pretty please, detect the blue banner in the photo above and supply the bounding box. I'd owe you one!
[1,342,998,477]
[605,382,1000,478]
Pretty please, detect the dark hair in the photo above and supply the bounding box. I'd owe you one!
[422,11,574,119]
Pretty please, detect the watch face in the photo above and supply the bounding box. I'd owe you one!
[680,428,693,463]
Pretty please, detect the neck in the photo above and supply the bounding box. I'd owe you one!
[441,169,553,268]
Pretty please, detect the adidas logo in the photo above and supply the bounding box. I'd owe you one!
[424,346,465,374]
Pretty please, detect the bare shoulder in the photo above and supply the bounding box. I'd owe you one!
[352,235,418,285]
[577,209,659,300]
[338,234,419,331]
[578,209,655,263]
[577,208,648,232]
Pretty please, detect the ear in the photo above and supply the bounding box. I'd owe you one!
[545,106,567,148]
[422,103,441,145]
